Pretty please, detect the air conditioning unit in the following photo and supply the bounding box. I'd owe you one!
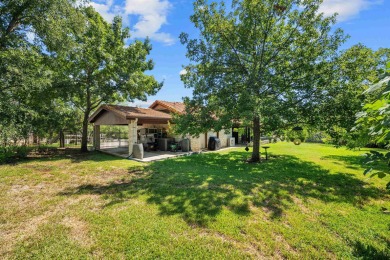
[228,137,235,147]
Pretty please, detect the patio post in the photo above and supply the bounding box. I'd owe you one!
[93,124,100,150]
[128,118,138,156]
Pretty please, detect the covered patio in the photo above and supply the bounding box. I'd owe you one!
[88,104,193,161]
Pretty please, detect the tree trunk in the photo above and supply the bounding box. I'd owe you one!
[59,130,65,148]
[250,116,261,162]
[81,111,90,152]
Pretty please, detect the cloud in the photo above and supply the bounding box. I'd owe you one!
[90,0,118,22]
[90,0,174,45]
[179,69,187,75]
[125,0,174,45]
[319,0,383,22]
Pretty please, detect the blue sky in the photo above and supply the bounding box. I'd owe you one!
[90,0,390,107]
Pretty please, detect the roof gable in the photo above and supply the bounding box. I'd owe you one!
[149,100,185,114]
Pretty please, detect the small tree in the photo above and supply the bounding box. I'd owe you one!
[177,0,345,162]
[54,7,162,152]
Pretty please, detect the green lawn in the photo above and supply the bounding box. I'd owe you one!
[0,143,389,259]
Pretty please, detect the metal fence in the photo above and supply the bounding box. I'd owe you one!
[99,131,128,149]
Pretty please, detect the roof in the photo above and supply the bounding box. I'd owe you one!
[88,104,172,124]
[149,100,186,114]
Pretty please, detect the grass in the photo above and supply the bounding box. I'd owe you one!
[0,142,389,259]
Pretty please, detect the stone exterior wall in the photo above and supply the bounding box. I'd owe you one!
[128,119,138,155]
[190,137,201,152]
[218,130,232,148]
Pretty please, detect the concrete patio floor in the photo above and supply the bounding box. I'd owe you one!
[99,147,196,162]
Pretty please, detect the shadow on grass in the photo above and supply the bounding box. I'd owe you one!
[321,154,365,167]
[322,154,390,172]
[58,151,387,226]
[13,150,126,165]
[353,241,390,260]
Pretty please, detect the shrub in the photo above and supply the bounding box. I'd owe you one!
[0,146,31,164]
[306,131,330,143]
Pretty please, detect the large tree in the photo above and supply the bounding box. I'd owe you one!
[0,0,84,50]
[177,0,345,162]
[317,45,390,143]
[0,0,84,145]
[54,7,162,152]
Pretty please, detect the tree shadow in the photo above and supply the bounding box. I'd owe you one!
[58,151,386,226]
[322,154,389,172]
[14,150,126,165]
[353,240,390,260]
[321,154,365,167]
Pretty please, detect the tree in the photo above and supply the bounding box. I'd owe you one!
[54,7,162,152]
[317,45,390,144]
[0,0,84,145]
[355,61,390,189]
[177,0,345,162]
[0,0,84,50]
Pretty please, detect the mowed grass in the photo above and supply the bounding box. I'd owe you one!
[0,143,389,259]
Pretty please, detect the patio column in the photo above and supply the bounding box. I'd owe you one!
[128,118,138,156]
[93,125,100,150]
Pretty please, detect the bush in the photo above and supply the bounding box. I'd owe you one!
[35,146,58,155]
[305,131,330,143]
[0,146,31,164]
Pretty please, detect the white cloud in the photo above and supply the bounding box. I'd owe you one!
[90,0,118,22]
[319,0,382,22]
[90,0,174,45]
[179,69,187,75]
[125,0,174,45]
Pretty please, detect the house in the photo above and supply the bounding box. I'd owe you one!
[88,100,234,157]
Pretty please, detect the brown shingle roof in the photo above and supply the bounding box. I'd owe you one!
[149,100,186,114]
[88,104,172,123]
[104,105,172,120]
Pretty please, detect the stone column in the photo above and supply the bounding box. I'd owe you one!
[93,125,100,150]
[190,137,201,152]
[128,119,138,156]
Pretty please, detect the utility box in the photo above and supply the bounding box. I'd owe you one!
[158,138,172,151]
[181,139,190,152]
[228,137,235,147]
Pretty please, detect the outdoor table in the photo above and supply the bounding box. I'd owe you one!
[262,146,270,160]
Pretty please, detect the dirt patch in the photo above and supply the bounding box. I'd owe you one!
[181,226,268,259]
[273,233,298,256]
[0,196,92,257]
[62,216,94,247]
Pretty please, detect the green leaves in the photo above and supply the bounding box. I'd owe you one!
[178,0,345,161]
[362,151,390,189]
[53,7,161,151]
